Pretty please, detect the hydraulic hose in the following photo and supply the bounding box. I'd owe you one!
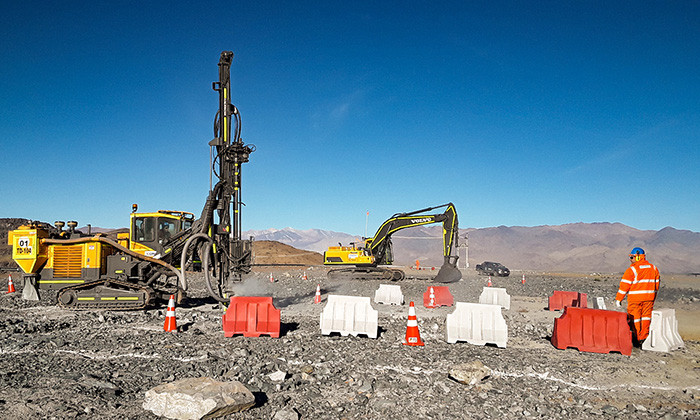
[201,240,229,303]
[42,236,184,288]
[179,233,216,292]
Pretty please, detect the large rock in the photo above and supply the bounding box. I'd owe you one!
[448,361,491,386]
[142,377,255,419]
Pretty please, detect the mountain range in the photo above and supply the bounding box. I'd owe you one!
[244,223,700,274]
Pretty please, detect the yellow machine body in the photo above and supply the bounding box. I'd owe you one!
[323,243,375,266]
[8,225,49,274]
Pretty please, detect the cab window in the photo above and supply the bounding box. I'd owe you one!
[133,217,156,242]
[158,219,176,243]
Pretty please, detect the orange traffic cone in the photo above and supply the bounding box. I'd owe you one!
[269,273,274,283]
[403,301,424,346]
[487,276,492,287]
[314,284,322,304]
[302,271,308,281]
[163,294,177,332]
[7,274,16,294]
[521,274,526,285]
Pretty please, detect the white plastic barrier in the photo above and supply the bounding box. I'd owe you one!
[446,302,507,348]
[320,295,378,338]
[594,297,607,310]
[642,308,684,353]
[478,287,510,310]
[374,284,404,306]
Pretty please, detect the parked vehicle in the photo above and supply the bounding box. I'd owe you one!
[475,261,510,277]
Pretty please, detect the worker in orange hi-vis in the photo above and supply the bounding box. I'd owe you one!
[615,247,660,344]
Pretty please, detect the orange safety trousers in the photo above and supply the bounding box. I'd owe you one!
[627,300,655,341]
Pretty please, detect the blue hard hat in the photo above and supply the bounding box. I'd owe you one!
[630,247,645,255]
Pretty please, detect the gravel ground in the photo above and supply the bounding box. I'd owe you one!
[0,268,699,419]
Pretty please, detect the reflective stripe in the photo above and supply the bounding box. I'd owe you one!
[641,317,651,321]
[639,265,651,269]
[633,318,641,323]
[620,279,632,284]
[630,266,638,284]
[39,280,86,284]
[628,290,656,295]
[407,320,418,327]
[635,279,657,284]
[617,289,626,295]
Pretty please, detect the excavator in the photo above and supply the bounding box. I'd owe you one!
[323,203,462,283]
[7,51,255,309]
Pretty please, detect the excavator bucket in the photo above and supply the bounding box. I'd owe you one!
[434,262,462,283]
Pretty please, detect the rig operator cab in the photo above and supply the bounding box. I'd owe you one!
[121,205,195,259]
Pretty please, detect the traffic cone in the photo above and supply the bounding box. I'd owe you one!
[428,287,435,307]
[314,284,322,304]
[7,274,16,294]
[403,301,424,346]
[163,294,177,332]
[269,273,274,283]
[302,271,308,281]
[487,276,492,287]
[521,274,526,285]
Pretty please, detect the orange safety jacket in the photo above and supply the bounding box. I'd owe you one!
[616,258,660,303]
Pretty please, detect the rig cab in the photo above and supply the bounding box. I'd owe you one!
[120,205,194,259]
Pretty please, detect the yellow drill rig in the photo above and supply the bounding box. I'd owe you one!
[8,51,255,309]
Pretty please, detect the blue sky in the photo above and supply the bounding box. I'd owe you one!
[1,1,698,235]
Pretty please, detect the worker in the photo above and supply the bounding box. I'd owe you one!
[615,247,660,344]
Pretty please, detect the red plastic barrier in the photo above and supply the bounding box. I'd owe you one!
[551,307,632,356]
[548,290,587,311]
[423,286,454,308]
[222,296,280,338]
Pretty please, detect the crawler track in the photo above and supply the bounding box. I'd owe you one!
[56,279,155,310]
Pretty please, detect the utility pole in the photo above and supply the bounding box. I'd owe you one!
[364,211,369,238]
[458,233,469,269]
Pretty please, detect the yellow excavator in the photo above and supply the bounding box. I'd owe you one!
[323,203,462,283]
[7,51,255,309]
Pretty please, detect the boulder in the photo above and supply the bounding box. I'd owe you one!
[448,361,491,386]
[142,377,255,419]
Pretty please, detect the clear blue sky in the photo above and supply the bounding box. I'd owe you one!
[1,1,699,235]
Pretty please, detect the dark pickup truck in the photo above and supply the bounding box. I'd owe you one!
[475,261,510,277]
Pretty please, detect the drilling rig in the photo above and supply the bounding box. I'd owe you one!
[7,51,255,308]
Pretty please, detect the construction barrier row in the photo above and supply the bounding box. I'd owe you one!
[205,284,683,355]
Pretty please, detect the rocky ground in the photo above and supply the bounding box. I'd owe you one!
[0,266,699,420]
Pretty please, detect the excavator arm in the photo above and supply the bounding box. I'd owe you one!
[368,203,461,283]
[368,203,459,266]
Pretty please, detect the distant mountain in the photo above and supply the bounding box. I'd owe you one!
[244,223,700,274]
[244,227,362,254]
